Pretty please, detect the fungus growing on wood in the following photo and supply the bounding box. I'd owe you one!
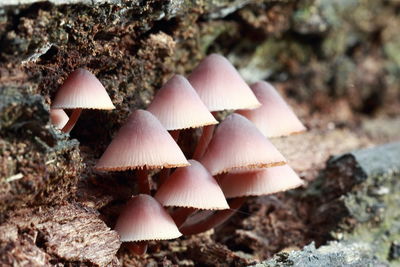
[200,113,286,175]
[147,74,217,133]
[180,165,303,235]
[188,54,261,159]
[51,68,115,133]
[218,164,304,198]
[178,114,288,234]
[237,81,306,138]
[188,54,260,112]
[95,109,189,193]
[50,109,69,129]
[115,194,182,255]
[155,160,229,226]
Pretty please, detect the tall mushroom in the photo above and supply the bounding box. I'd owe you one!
[188,54,261,159]
[95,109,190,194]
[237,81,306,138]
[51,68,115,133]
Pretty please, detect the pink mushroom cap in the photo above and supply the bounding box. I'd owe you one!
[95,110,189,171]
[115,194,182,242]
[51,68,115,110]
[155,160,229,210]
[50,109,69,129]
[147,75,218,130]
[188,54,261,112]
[218,164,304,198]
[200,113,286,175]
[237,81,306,137]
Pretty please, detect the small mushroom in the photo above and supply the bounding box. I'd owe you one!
[51,68,115,133]
[155,160,229,226]
[180,165,303,235]
[147,74,217,133]
[115,194,182,254]
[237,81,306,138]
[200,113,286,175]
[188,54,261,112]
[218,164,304,198]
[95,109,189,194]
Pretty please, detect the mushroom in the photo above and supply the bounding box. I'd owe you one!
[147,74,218,140]
[115,194,182,255]
[155,160,229,226]
[200,113,286,176]
[218,164,304,198]
[180,165,304,235]
[237,81,306,138]
[188,54,261,159]
[51,68,115,133]
[188,54,261,112]
[50,109,69,129]
[95,109,189,194]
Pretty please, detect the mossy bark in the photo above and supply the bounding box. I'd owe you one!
[1,0,400,266]
[261,142,400,267]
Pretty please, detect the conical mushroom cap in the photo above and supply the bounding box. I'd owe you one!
[218,164,304,198]
[237,81,306,137]
[200,113,286,175]
[115,194,182,242]
[52,68,115,110]
[95,110,189,171]
[50,109,69,129]
[147,75,218,130]
[188,54,261,112]
[155,160,229,210]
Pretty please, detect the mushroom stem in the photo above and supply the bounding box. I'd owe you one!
[171,207,197,227]
[158,169,170,189]
[137,169,150,194]
[193,124,215,159]
[126,241,148,255]
[170,130,180,142]
[61,108,82,133]
[179,197,246,235]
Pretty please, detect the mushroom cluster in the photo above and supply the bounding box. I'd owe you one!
[51,54,307,255]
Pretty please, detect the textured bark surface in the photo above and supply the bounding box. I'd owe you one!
[1,0,400,266]
[0,203,121,266]
[255,142,400,266]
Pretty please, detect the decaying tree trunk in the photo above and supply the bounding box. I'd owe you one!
[297,142,400,266]
[254,142,400,266]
